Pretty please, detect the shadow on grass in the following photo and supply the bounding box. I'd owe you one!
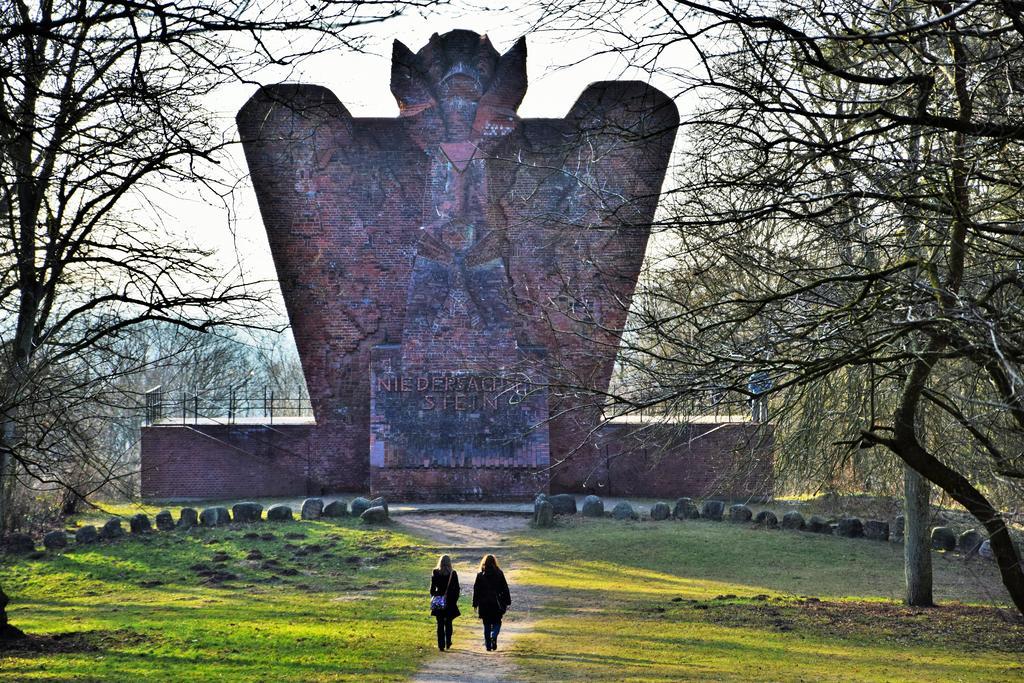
[1,518,440,681]
[508,518,1023,682]
[521,517,1009,604]
[513,608,1024,682]
[0,629,147,655]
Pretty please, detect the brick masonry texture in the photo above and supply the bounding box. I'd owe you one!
[141,425,313,500]
[554,422,775,500]
[140,30,774,501]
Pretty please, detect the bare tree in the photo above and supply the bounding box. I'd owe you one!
[0,0,439,637]
[0,0,441,523]
[539,0,1024,615]
[68,323,307,507]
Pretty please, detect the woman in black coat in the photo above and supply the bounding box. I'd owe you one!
[472,554,511,651]
[429,554,461,651]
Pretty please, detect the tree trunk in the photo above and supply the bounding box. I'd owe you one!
[882,427,1024,616]
[903,464,934,606]
[0,445,14,534]
[878,344,1024,616]
[0,412,21,533]
[0,584,26,640]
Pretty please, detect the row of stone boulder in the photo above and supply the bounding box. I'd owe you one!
[532,494,997,560]
[2,496,390,554]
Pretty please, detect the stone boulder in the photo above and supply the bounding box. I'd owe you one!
[200,507,231,527]
[754,510,778,529]
[532,497,546,524]
[729,504,753,523]
[978,539,995,560]
[155,510,175,531]
[129,514,152,534]
[548,494,577,515]
[836,517,864,538]
[931,526,956,551]
[232,502,263,523]
[6,533,35,554]
[369,497,389,515]
[807,516,832,534]
[301,498,324,520]
[360,506,389,524]
[76,525,99,544]
[266,504,294,522]
[581,495,604,517]
[350,497,372,518]
[781,511,805,530]
[178,507,199,529]
[958,529,985,556]
[43,530,68,551]
[323,500,348,517]
[863,520,889,542]
[673,497,700,520]
[534,500,555,527]
[216,506,233,525]
[650,502,671,521]
[611,502,637,520]
[701,500,725,521]
[100,518,125,540]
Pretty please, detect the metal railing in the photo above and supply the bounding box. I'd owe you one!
[144,385,313,426]
[142,385,764,427]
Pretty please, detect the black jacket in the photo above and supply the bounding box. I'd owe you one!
[472,568,511,621]
[430,569,461,618]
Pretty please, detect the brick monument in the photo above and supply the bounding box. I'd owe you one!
[140,30,773,501]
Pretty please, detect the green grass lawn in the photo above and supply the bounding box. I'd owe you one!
[510,517,1024,682]
[1,516,437,681]
[3,511,1023,682]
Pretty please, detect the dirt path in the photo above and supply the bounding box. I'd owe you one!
[398,514,538,683]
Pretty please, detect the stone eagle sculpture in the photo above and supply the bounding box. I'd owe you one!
[237,30,677,499]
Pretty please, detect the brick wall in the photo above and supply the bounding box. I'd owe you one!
[140,424,314,500]
[141,419,773,501]
[371,467,547,502]
[552,421,775,501]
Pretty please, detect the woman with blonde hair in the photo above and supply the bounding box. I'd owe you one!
[472,554,511,651]
[429,554,461,651]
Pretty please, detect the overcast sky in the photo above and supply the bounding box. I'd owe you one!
[155,1,690,333]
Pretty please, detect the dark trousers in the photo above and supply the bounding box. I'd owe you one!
[435,615,453,649]
[482,619,501,647]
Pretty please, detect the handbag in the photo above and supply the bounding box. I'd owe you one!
[430,570,454,612]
